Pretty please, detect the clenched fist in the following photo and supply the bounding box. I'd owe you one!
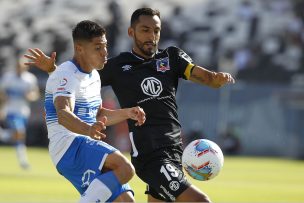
[127,106,146,126]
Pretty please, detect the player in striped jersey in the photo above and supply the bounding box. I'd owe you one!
[28,20,145,202]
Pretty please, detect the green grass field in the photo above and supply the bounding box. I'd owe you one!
[0,146,304,203]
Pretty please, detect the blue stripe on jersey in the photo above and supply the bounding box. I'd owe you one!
[74,97,101,124]
[45,92,58,125]
[45,93,101,125]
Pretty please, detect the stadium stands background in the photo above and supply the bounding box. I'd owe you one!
[0,0,303,158]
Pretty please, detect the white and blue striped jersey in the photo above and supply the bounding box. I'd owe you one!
[45,60,102,165]
[0,70,38,118]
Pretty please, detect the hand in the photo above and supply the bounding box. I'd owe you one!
[24,48,56,73]
[214,72,235,87]
[128,106,146,126]
[88,116,107,140]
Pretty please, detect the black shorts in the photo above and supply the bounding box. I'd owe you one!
[131,143,191,202]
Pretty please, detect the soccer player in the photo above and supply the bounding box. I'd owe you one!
[27,20,146,202]
[0,58,40,169]
[25,8,235,202]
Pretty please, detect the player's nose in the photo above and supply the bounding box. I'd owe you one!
[100,47,108,57]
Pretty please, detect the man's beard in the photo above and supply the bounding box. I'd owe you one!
[134,36,157,57]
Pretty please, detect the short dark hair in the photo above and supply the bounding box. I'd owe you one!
[130,8,160,27]
[72,20,106,42]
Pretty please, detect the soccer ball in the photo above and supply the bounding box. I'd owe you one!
[182,139,224,181]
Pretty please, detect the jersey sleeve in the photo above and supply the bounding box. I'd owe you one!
[49,71,79,102]
[170,46,195,80]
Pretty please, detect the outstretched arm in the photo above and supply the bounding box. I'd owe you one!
[24,48,57,73]
[189,65,235,88]
[97,106,146,126]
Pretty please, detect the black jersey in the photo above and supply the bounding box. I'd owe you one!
[99,46,194,156]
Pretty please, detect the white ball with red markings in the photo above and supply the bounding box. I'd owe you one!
[182,139,224,181]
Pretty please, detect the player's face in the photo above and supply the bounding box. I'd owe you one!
[79,35,108,70]
[129,15,161,58]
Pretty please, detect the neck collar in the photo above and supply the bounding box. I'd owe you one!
[70,58,91,74]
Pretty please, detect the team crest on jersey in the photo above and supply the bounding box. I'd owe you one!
[156,57,170,72]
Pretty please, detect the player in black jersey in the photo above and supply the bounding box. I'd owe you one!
[24,8,234,202]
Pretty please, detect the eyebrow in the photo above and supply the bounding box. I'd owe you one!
[139,25,150,29]
[139,25,160,29]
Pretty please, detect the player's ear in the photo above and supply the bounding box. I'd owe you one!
[75,43,83,54]
[128,27,134,38]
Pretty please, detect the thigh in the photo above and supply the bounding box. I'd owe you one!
[56,136,118,194]
[134,148,190,202]
[103,150,131,170]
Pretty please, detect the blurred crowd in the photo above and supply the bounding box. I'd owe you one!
[0,0,304,84]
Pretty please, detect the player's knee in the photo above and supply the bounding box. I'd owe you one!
[120,160,135,183]
[112,159,135,184]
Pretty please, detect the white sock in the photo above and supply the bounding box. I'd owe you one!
[16,143,29,167]
[78,178,112,203]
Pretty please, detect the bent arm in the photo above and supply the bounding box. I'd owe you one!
[97,107,129,126]
[54,96,91,135]
[97,106,146,126]
[188,65,235,88]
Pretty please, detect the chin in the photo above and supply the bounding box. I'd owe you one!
[144,50,155,57]
[95,64,104,70]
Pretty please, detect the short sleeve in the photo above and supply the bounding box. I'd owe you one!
[49,71,79,102]
[170,47,195,80]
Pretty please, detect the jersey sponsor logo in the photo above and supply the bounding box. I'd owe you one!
[156,57,170,72]
[81,169,96,188]
[141,77,163,97]
[122,65,132,71]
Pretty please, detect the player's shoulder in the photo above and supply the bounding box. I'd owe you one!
[107,52,134,63]
[49,61,76,79]
[164,46,186,54]
[163,46,192,63]
[54,61,76,74]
